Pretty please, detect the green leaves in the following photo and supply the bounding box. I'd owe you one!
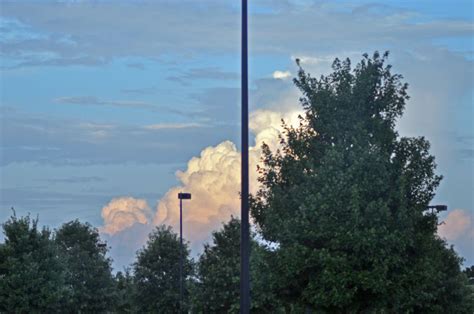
[251,52,471,312]
[133,225,193,313]
[1,50,471,313]
[55,220,115,313]
[192,217,280,313]
[0,213,67,313]
[0,215,117,313]
[193,217,241,313]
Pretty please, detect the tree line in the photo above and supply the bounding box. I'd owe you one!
[0,213,277,313]
[1,52,473,313]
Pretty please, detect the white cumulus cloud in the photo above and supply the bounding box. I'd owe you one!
[438,209,473,241]
[98,109,303,260]
[438,208,474,265]
[152,109,303,251]
[101,197,152,235]
[272,70,292,80]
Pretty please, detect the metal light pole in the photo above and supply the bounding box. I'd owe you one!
[178,192,191,313]
[427,204,448,226]
[240,0,250,312]
[426,205,448,213]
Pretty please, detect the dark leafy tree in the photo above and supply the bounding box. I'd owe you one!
[250,241,285,313]
[0,213,67,312]
[192,218,240,313]
[464,265,474,280]
[193,217,280,313]
[463,265,474,307]
[133,225,193,313]
[114,268,135,313]
[55,220,115,313]
[251,52,472,312]
[193,218,241,313]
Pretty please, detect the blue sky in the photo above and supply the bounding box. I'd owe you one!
[1,0,473,269]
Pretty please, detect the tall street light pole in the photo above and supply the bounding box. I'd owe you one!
[426,205,448,213]
[240,0,250,313]
[426,204,448,226]
[178,192,191,313]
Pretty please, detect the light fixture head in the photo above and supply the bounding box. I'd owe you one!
[178,192,192,200]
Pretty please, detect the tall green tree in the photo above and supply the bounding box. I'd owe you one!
[192,217,280,313]
[251,52,472,312]
[114,268,135,313]
[133,225,193,313]
[193,218,241,313]
[0,213,67,312]
[464,265,474,280]
[55,220,115,313]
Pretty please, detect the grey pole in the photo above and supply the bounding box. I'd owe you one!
[177,192,191,313]
[240,0,250,312]
[179,196,183,313]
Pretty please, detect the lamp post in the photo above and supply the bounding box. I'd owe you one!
[240,0,250,313]
[427,204,447,225]
[177,192,191,313]
[426,205,448,213]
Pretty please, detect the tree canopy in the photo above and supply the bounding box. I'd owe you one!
[0,51,472,313]
[193,217,279,313]
[193,217,242,313]
[55,220,115,313]
[251,52,473,312]
[0,213,67,313]
[132,225,193,313]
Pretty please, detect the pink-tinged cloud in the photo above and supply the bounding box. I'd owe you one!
[153,110,303,251]
[438,209,473,241]
[99,110,303,257]
[101,197,152,235]
[100,110,301,264]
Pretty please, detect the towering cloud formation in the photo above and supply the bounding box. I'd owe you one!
[101,197,152,235]
[438,209,473,242]
[153,141,241,249]
[99,109,303,259]
[153,109,303,250]
[100,111,474,270]
[438,208,474,264]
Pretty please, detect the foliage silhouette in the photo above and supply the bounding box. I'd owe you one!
[132,225,193,313]
[192,217,280,313]
[0,212,68,312]
[251,51,473,312]
[55,220,115,313]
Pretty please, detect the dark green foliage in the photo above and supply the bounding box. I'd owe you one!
[249,236,284,312]
[192,217,280,313]
[0,213,67,313]
[0,52,471,313]
[114,268,135,313]
[251,52,472,312]
[193,217,241,313]
[55,220,115,313]
[463,265,474,307]
[133,225,193,313]
[464,265,474,280]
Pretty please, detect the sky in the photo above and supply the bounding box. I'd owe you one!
[0,0,473,270]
